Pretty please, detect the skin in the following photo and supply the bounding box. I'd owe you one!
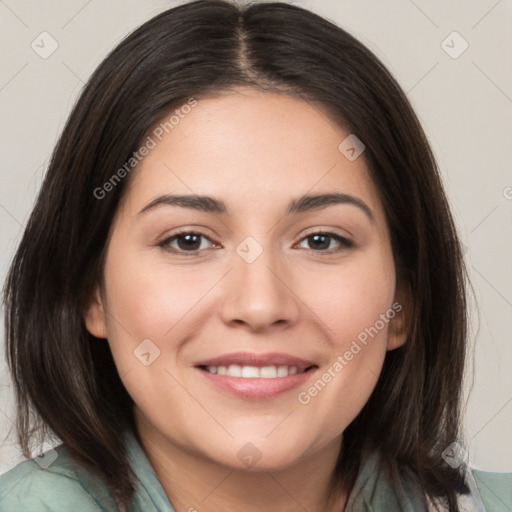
[84,86,410,512]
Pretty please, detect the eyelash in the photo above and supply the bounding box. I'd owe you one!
[157,229,354,256]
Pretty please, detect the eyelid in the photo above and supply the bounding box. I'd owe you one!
[299,226,353,242]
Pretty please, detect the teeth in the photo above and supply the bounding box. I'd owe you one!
[260,365,277,378]
[226,364,242,377]
[277,365,289,377]
[205,364,302,378]
[241,366,259,378]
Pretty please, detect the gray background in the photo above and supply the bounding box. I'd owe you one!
[1,0,511,474]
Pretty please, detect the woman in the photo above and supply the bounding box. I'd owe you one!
[1,1,510,510]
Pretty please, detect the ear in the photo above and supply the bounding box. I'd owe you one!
[83,285,108,339]
[386,279,412,351]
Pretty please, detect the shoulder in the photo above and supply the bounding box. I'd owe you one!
[472,468,512,512]
[0,444,118,512]
[426,467,512,512]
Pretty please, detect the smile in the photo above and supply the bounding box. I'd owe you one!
[194,352,318,399]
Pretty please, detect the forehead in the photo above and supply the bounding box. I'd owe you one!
[121,87,385,224]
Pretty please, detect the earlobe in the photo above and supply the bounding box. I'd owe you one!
[387,315,407,350]
[386,281,412,351]
[83,286,108,339]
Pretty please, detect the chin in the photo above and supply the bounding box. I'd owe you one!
[206,437,314,473]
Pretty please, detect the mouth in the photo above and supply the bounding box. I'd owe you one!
[194,352,318,400]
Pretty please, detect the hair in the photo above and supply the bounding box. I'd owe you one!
[3,0,471,510]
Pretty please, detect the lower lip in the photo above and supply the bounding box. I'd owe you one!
[197,367,316,400]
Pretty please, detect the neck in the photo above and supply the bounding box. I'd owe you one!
[135,415,346,512]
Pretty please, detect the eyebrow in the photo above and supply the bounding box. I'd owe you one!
[138,192,374,222]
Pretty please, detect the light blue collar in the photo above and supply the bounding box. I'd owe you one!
[124,429,176,511]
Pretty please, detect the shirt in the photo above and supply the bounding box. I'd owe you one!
[0,429,510,511]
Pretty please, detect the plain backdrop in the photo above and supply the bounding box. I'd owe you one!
[1,0,511,475]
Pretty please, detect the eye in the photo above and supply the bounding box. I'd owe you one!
[158,230,354,256]
[158,231,217,255]
[296,232,353,253]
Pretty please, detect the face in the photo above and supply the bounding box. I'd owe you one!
[85,86,408,472]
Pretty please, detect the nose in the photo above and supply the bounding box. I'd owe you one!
[218,238,300,332]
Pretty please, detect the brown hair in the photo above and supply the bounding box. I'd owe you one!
[4,0,470,509]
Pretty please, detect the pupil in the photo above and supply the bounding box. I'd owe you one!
[179,234,200,250]
[311,234,329,250]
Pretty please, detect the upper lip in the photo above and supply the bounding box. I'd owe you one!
[195,352,317,371]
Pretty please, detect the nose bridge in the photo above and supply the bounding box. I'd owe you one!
[219,234,298,330]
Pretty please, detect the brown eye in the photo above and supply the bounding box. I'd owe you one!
[297,232,353,252]
[158,231,216,254]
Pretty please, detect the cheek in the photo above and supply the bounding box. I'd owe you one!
[102,245,210,343]
[297,342,387,449]
[294,249,395,421]
[100,247,200,426]
[306,248,396,346]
